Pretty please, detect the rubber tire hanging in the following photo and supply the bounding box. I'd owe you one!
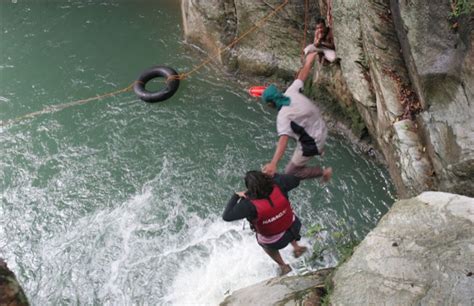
[134,66,180,103]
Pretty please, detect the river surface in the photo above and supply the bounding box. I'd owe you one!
[0,1,395,305]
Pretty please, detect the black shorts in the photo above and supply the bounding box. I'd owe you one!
[258,217,302,250]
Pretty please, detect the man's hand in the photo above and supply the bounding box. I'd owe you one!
[321,167,333,183]
[262,162,277,177]
[235,191,247,198]
[264,135,288,177]
[314,29,324,46]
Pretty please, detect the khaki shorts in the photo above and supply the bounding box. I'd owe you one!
[290,136,326,166]
[290,144,312,167]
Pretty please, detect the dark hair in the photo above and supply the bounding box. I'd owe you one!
[244,171,274,199]
[315,18,329,40]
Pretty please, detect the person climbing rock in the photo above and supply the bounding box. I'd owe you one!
[261,52,332,181]
[312,18,336,65]
[222,171,307,276]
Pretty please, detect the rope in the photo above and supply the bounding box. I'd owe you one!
[1,82,136,127]
[2,1,289,126]
[171,0,290,81]
[295,0,309,77]
[301,0,309,58]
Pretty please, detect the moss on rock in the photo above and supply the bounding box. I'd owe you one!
[304,77,367,138]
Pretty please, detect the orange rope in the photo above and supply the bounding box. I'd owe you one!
[1,82,136,127]
[301,0,309,56]
[172,0,290,81]
[2,1,290,126]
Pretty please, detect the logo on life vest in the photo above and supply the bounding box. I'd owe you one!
[262,209,287,225]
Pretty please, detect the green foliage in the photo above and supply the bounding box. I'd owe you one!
[320,273,334,306]
[306,221,361,306]
[321,290,332,306]
[306,223,327,236]
[450,0,472,18]
[306,220,360,265]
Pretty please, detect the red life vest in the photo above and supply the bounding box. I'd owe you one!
[250,185,294,236]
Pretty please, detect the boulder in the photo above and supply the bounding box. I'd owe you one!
[220,268,333,306]
[0,258,29,306]
[331,192,474,305]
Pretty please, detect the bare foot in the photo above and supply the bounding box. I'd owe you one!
[279,264,292,276]
[321,167,332,183]
[293,246,308,258]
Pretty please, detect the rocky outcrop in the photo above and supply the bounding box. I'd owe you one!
[331,192,474,305]
[181,0,317,79]
[333,0,435,196]
[181,0,473,198]
[220,268,333,305]
[0,259,29,306]
[392,0,474,196]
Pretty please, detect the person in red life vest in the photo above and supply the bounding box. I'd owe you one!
[261,52,332,181]
[222,171,307,276]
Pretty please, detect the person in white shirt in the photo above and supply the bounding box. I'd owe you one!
[261,52,332,181]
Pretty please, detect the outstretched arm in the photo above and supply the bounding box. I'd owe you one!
[297,52,317,82]
[263,135,289,176]
[222,194,255,221]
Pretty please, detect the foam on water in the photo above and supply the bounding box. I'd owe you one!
[26,173,312,305]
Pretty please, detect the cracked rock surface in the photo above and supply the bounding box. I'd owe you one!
[331,192,474,306]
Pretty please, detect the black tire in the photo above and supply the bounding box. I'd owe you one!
[133,66,180,103]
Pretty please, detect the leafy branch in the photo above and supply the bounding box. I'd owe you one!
[450,0,472,18]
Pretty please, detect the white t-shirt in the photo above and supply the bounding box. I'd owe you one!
[276,79,327,151]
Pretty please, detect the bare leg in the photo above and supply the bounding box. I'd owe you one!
[262,247,292,276]
[285,162,323,179]
[285,162,332,181]
[291,240,308,258]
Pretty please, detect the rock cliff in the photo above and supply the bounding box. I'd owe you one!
[331,192,474,305]
[181,0,473,198]
[0,259,29,306]
[220,268,333,305]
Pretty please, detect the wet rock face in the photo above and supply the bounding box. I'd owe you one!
[393,0,474,196]
[181,0,319,78]
[332,0,441,197]
[181,0,238,66]
[0,259,29,306]
[331,192,474,306]
[332,0,473,197]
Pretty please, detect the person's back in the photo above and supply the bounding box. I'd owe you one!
[278,80,327,153]
[222,171,307,276]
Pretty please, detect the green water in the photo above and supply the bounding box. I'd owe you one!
[0,1,395,304]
